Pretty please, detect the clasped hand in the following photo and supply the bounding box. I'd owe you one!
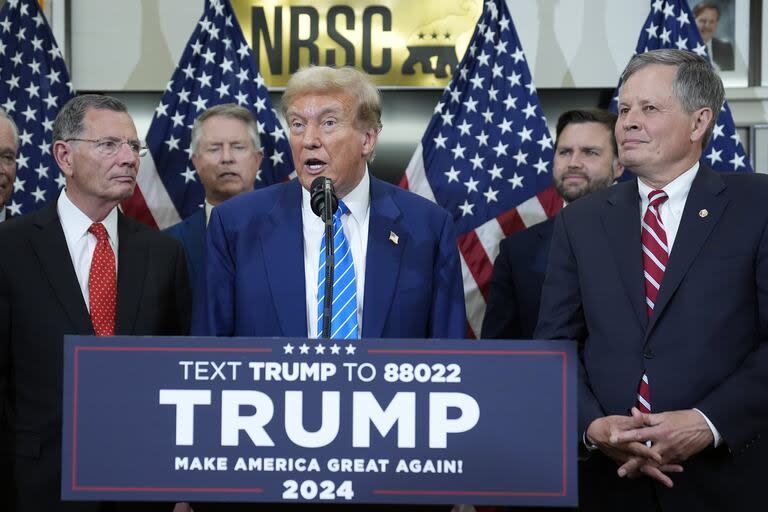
[585,407,713,487]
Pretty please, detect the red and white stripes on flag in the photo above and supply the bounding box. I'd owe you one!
[400,0,561,337]
[403,145,561,337]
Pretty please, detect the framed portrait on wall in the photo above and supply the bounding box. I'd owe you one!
[687,0,750,86]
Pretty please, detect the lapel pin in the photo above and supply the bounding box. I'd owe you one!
[389,231,399,245]
[699,209,708,218]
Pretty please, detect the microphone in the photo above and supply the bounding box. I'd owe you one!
[310,177,338,220]
[310,176,338,338]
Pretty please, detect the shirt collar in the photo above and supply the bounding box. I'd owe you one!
[204,200,215,226]
[57,188,119,244]
[301,169,371,222]
[0,207,5,222]
[637,161,699,204]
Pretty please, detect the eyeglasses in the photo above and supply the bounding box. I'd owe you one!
[66,137,148,157]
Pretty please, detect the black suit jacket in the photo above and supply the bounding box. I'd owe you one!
[0,201,191,512]
[481,218,554,339]
[536,166,768,511]
[711,37,734,71]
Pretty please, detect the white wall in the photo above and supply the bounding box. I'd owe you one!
[47,0,768,173]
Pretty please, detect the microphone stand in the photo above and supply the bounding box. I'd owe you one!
[321,179,334,339]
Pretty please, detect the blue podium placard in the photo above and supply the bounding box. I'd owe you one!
[61,337,576,506]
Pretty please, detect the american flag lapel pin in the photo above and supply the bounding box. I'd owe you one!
[389,231,399,245]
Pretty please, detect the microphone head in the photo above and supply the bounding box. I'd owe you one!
[309,176,338,218]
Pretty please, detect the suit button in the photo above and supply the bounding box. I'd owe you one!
[643,348,655,359]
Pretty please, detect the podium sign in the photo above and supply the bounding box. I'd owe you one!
[62,337,576,506]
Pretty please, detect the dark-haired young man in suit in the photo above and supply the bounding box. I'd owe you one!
[482,109,622,339]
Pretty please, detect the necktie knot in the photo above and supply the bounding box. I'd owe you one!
[648,190,668,209]
[335,200,350,219]
[89,222,109,242]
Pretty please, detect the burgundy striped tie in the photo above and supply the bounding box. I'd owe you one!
[638,189,668,413]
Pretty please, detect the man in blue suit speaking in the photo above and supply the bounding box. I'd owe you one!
[193,66,465,340]
[166,104,263,291]
[536,49,768,510]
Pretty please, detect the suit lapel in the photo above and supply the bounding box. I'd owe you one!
[115,213,147,335]
[362,178,404,338]
[30,202,93,334]
[261,182,307,336]
[647,166,728,334]
[602,181,647,329]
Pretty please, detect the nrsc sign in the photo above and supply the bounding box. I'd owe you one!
[231,0,482,87]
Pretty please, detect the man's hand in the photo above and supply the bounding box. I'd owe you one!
[586,414,661,464]
[613,407,714,465]
[586,414,683,487]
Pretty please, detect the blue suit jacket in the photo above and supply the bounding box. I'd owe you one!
[192,177,466,339]
[165,208,206,285]
[481,217,554,339]
[535,166,768,510]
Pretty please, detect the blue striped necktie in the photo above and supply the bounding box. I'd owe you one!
[317,201,359,339]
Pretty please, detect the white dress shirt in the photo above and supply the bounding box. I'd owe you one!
[302,171,370,338]
[57,189,119,312]
[204,200,214,226]
[638,162,722,447]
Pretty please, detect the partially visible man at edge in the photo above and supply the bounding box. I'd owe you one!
[0,94,191,511]
[0,108,18,223]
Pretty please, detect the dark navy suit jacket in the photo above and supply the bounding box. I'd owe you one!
[481,217,554,339]
[192,177,466,339]
[535,166,768,511]
[165,208,206,296]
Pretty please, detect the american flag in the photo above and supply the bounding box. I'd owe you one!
[122,0,294,228]
[401,0,561,337]
[614,0,752,173]
[0,0,74,217]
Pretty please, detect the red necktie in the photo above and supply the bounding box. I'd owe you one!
[88,222,116,336]
[638,189,669,413]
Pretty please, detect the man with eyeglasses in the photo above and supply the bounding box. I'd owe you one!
[0,94,191,512]
[0,109,18,223]
[165,104,263,294]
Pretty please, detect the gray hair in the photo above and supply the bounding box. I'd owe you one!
[0,108,19,147]
[190,103,262,155]
[620,49,724,146]
[53,94,129,142]
[281,65,382,136]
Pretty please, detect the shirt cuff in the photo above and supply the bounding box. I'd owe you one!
[694,408,722,447]
[583,430,599,451]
